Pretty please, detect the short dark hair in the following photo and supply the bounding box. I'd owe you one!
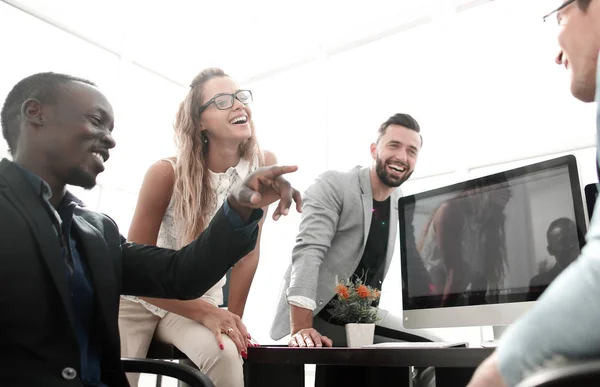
[377,113,422,146]
[1,72,96,156]
[546,216,585,247]
[547,217,576,236]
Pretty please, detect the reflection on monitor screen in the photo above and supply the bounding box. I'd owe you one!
[399,155,587,331]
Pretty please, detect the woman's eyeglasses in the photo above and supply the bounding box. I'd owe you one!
[198,90,253,114]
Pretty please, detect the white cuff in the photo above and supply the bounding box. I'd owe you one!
[288,295,317,311]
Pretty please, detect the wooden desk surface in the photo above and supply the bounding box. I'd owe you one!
[247,346,494,368]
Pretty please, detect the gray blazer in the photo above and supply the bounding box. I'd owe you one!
[270,166,401,340]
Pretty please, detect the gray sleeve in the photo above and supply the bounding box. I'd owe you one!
[286,171,342,302]
[497,204,600,386]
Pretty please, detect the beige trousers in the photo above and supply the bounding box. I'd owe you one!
[118,298,244,387]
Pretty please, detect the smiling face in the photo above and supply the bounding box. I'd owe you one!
[198,76,252,143]
[371,124,422,188]
[554,0,600,102]
[26,81,116,189]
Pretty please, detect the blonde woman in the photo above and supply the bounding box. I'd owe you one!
[118,68,276,387]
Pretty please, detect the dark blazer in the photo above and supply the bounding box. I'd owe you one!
[0,159,258,386]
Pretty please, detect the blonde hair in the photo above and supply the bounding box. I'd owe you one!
[172,68,263,247]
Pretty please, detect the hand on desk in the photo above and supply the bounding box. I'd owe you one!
[289,328,333,348]
[467,351,508,387]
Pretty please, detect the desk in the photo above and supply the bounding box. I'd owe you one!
[245,346,494,387]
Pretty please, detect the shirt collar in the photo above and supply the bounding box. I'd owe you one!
[12,162,85,207]
[233,157,251,179]
[13,162,51,201]
[209,158,252,183]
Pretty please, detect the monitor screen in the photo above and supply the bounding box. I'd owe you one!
[399,155,587,326]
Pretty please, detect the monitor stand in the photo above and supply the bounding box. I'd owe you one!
[480,326,507,348]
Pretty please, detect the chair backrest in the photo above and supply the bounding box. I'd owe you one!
[121,358,215,387]
[516,360,600,387]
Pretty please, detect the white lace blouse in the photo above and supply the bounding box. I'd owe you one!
[121,157,257,317]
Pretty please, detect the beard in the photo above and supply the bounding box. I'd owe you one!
[375,157,412,188]
[67,167,97,190]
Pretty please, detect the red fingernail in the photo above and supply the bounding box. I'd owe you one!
[220,344,224,350]
[241,351,247,359]
[247,334,252,339]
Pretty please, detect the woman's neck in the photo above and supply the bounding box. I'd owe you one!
[206,140,241,173]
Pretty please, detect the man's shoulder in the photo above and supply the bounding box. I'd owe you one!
[75,206,120,236]
[306,167,364,199]
[529,269,554,287]
[0,159,20,188]
[316,165,364,184]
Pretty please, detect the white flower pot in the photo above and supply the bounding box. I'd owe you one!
[345,323,375,348]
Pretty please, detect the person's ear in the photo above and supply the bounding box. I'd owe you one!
[21,99,45,128]
[370,142,377,160]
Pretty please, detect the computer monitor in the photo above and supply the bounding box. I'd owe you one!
[399,155,587,338]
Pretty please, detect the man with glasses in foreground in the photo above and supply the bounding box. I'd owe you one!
[468,0,600,385]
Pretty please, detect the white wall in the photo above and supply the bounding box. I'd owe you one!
[1,0,598,358]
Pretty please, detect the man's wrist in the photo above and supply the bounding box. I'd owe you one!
[290,305,313,335]
[227,196,252,223]
[291,324,312,335]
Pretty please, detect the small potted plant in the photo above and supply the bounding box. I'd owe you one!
[328,278,381,347]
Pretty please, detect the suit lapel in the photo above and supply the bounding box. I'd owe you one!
[0,160,77,333]
[358,168,373,252]
[361,193,372,251]
[72,215,118,342]
[383,189,401,277]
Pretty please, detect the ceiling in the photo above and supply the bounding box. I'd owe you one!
[3,0,493,86]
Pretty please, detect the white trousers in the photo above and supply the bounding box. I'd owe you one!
[118,298,244,387]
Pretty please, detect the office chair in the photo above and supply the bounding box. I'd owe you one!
[516,359,600,387]
[144,270,232,387]
[121,358,214,387]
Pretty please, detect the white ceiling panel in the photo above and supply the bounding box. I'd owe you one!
[3,0,126,54]
[4,0,455,84]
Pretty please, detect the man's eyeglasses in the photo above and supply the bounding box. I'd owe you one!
[543,0,575,24]
[198,90,253,114]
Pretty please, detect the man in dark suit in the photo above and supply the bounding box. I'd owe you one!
[0,72,301,386]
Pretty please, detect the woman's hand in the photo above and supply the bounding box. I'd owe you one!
[197,305,252,358]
